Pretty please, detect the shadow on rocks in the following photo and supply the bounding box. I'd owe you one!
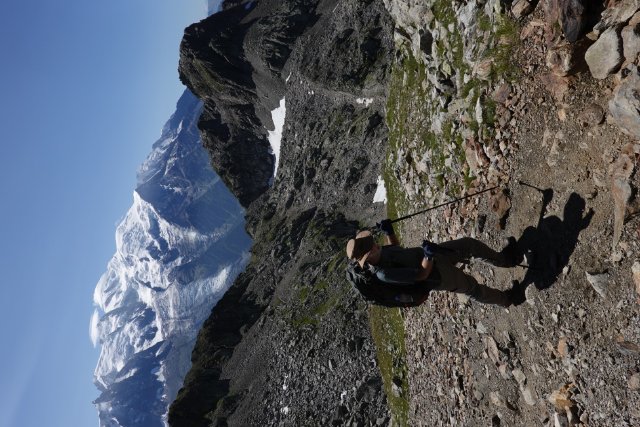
[516,190,594,291]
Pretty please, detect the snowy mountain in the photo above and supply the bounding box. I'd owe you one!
[91,89,251,427]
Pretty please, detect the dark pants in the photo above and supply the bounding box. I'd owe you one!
[430,238,511,307]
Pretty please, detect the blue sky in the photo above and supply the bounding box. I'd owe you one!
[0,1,207,426]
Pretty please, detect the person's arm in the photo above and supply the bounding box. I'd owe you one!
[414,240,435,281]
[377,219,399,246]
[385,234,400,246]
[415,257,433,281]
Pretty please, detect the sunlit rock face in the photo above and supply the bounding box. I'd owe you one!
[91,89,251,427]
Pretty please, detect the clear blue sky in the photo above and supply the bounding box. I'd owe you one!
[0,1,207,426]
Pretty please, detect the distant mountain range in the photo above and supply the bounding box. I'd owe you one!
[91,89,251,427]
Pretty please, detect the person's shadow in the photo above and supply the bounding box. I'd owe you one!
[515,189,594,293]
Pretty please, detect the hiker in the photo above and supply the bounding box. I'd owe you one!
[345,219,522,307]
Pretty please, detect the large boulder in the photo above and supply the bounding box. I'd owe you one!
[609,65,640,138]
[622,13,640,62]
[544,0,603,43]
[594,0,640,34]
[585,27,623,79]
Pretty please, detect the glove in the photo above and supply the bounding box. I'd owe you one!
[376,219,395,236]
[421,240,435,259]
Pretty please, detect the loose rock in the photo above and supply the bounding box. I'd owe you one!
[512,0,534,19]
[577,103,604,126]
[521,386,537,406]
[546,43,578,76]
[609,65,640,138]
[585,27,623,79]
[586,272,609,297]
[629,373,640,390]
[633,261,640,298]
[557,337,569,358]
[622,22,640,63]
[610,144,636,248]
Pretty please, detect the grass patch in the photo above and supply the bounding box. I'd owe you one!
[385,49,471,201]
[371,7,522,425]
[369,306,409,426]
[486,16,521,81]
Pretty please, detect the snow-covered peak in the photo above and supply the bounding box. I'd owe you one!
[91,90,251,427]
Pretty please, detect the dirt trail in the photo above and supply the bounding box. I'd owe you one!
[398,13,640,427]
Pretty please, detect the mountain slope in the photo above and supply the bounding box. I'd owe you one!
[92,90,251,427]
[169,0,396,425]
[170,0,640,426]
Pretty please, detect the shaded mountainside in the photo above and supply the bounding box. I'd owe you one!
[170,0,640,426]
[170,0,396,426]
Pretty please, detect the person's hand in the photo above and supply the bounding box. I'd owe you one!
[376,219,395,236]
[421,240,435,259]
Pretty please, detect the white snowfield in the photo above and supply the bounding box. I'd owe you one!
[267,97,286,178]
[92,191,246,385]
[373,175,387,203]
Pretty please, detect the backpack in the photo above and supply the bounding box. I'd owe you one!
[345,261,434,307]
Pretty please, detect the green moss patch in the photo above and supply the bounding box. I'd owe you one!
[369,306,409,426]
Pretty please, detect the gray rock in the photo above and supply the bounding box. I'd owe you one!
[629,373,640,390]
[586,271,609,297]
[546,42,578,76]
[525,284,537,306]
[556,0,592,42]
[622,23,640,62]
[585,27,623,79]
[609,66,640,138]
[489,391,508,408]
[521,386,537,406]
[610,144,635,248]
[554,411,569,427]
[391,381,402,398]
[633,261,640,298]
[512,368,526,386]
[476,321,488,334]
[512,0,534,18]
[594,0,640,34]
[492,83,511,104]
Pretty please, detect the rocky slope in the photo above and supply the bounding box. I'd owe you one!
[169,0,640,426]
[170,0,396,426]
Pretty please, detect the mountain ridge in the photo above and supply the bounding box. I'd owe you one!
[170,0,640,425]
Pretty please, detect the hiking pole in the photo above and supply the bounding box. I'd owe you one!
[518,180,544,193]
[387,185,500,225]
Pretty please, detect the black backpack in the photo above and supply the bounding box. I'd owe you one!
[345,261,434,307]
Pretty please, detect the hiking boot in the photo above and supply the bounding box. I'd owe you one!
[507,280,526,306]
[499,237,524,267]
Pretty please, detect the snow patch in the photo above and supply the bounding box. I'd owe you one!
[267,98,286,178]
[373,175,387,203]
[356,97,374,107]
[90,309,101,347]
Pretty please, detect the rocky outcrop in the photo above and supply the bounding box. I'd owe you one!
[169,0,395,425]
[178,2,318,206]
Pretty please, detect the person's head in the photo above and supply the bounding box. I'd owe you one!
[346,230,380,267]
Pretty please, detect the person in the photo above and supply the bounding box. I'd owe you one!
[345,219,522,307]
